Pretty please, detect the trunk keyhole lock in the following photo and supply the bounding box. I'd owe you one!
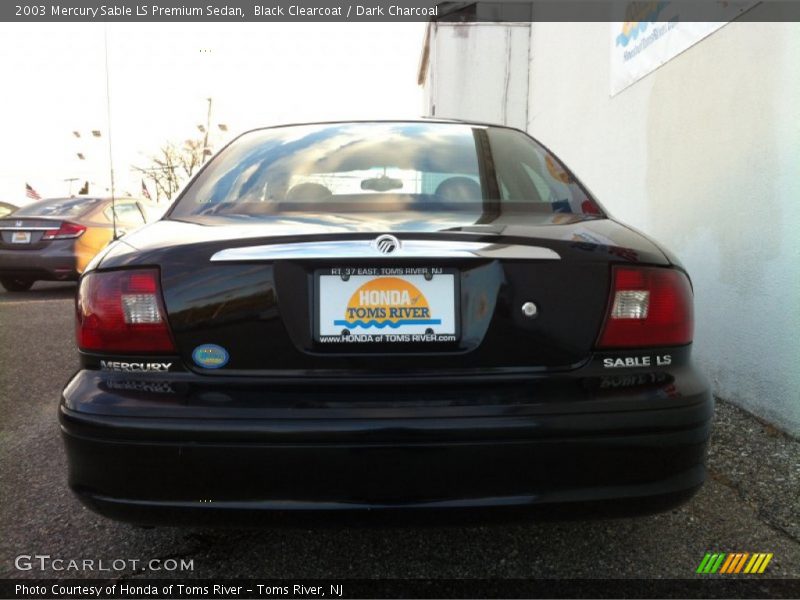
[521,302,538,318]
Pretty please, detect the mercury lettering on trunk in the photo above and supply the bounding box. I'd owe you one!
[100,361,172,372]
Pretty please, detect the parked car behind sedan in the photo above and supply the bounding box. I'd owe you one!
[0,196,156,291]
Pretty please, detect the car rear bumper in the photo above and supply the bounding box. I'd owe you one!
[0,243,79,280]
[60,364,713,525]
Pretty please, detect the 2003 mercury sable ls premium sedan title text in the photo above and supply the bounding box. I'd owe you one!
[60,121,712,525]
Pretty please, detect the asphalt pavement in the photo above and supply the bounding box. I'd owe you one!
[1,282,798,584]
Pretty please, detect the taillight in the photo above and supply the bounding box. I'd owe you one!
[597,266,694,348]
[76,268,175,353]
[42,221,86,240]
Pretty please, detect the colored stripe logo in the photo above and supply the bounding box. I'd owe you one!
[696,553,773,574]
[337,277,440,331]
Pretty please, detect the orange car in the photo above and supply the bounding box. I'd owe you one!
[0,196,158,291]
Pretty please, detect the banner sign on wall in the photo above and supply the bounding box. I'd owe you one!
[609,1,758,96]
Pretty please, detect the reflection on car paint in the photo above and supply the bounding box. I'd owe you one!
[104,380,176,395]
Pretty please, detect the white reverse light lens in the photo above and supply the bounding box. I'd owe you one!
[611,290,649,319]
[121,294,162,324]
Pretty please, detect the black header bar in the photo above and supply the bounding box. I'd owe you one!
[3,578,800,599]
[3,1,800,22]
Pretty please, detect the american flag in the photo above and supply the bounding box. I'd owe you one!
[25,183,42,201]
[141,179,152,201]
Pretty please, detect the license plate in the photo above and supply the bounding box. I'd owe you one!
[317,267,458,344]
[11,232,31,244]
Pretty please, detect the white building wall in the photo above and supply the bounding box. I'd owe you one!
[421,18,800,434]
[528,20,800,435]
[422,23,530,129]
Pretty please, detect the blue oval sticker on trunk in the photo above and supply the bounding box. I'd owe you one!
[192,344,229,369]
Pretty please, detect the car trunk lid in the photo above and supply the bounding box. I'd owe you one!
[97,214,669,377]
[0,217,70,249]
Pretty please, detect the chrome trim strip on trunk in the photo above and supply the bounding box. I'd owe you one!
[0,226,57,231]
[210,239,560,261]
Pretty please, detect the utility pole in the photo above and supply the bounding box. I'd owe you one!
[201,97,212,163]
[63,177,79,195]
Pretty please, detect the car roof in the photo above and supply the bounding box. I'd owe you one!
[238,118,519,137]
[13,196,148,215]
[29,196,150,207]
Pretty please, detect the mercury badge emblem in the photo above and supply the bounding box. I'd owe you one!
[374,234,400,255]
[15,220,23,227]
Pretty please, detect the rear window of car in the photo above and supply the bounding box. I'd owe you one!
[486,127,600,214]
[14,197,101,218]
[103,202,146,225]
[170,122,601,220]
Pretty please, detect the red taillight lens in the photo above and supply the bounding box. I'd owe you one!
[597,266,694,348]
[42,221,86,240]
[76,269,175,353]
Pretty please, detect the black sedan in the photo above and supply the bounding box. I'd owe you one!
[61,121,712,525]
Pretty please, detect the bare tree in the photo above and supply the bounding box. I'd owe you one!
[134,138,206,203]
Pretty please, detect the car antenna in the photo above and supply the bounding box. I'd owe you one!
[104,24,118,240]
